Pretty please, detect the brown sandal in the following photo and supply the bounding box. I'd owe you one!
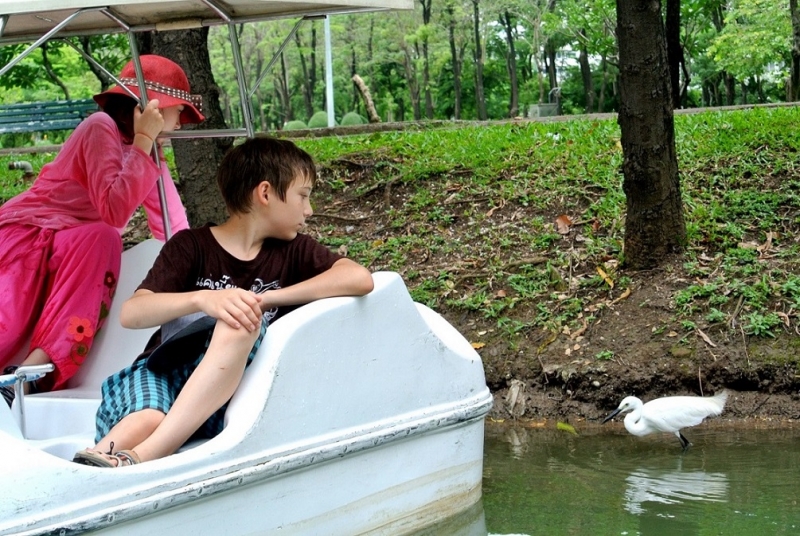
[73,448,118,467]
[73,446,141,468]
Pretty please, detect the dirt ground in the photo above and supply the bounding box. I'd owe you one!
[470,263,800,427]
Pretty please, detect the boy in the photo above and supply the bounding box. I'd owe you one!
[73,137,374,467]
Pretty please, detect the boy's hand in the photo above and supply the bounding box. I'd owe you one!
[199,288,262,331]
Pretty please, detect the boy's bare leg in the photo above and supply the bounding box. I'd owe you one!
[131,320,259,462]
[94,409,166,453]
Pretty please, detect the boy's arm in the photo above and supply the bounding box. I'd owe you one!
[260,258,373,310]
[120,287,264,332]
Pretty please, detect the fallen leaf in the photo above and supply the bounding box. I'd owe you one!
[610,287,632,305]
[495,289,507,298]
[555,214,573,234]
[592,219,601,233]
[570,319,589,339]
[757,231,774,256]
[471,342,486,349]
[696,328,717,348]
[597,266,614,288]
[777,311,791,327]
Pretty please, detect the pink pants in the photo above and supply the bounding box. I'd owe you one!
[0,222,122,390]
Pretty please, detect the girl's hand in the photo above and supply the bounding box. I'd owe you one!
[133,99,165,141]
[197,288,263,331]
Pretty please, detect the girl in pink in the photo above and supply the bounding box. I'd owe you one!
[0,55,204,394]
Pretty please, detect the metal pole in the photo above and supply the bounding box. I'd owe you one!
[0,9,98,77]
[128,33,172,240]
[202,0,254,137]
[227,22,255,137]
[324,16,334,128]
[249,17,306,99]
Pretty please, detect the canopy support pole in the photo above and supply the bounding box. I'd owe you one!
[128,31,173,240]
[0,8,100,77]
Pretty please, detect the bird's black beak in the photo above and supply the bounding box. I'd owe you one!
[602,408,622,424]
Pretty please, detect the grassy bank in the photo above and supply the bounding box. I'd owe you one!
[296,107,800,343]
[3,107,800,408]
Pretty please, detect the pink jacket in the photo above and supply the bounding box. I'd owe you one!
[0,112,188,240]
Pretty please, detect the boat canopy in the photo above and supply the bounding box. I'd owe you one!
[0,0,412,44]
[0,0,412,237]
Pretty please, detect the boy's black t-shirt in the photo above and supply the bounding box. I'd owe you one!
[135,225,343,368]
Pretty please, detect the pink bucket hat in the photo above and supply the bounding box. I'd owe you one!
[93,55,204,124]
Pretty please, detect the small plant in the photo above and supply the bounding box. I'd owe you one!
[595,349,614,361]
[744,312,782,338]
[705,308,727,323]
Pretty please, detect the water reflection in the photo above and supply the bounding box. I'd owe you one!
[481,424,800,535]
[623,464,728,515]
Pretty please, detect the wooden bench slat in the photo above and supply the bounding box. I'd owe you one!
[0,99,99,134]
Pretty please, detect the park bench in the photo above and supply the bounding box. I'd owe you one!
[0,99,98,135]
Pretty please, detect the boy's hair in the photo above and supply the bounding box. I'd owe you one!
[217,137,317,214]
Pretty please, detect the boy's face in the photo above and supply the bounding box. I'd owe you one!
[266,174,313,240]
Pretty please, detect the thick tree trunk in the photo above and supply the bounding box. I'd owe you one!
[616,0,685,269]
[501,11,519,118]
[139,29,231,228]
[791,0,800,101]
[665,0,683,108]
[472,0,487,120]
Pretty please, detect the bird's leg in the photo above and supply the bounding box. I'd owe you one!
[678,432,691,451]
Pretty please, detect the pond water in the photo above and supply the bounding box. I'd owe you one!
[477,424,800,535]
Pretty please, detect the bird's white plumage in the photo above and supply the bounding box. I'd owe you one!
[604,391,728,448]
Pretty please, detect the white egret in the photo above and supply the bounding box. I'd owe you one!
[602,390,728,450]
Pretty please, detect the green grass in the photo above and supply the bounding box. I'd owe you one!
[3,106,800,342]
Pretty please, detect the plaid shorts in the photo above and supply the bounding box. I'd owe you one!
[94,317,268,443]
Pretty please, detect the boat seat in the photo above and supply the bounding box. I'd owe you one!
[19,239,163,441]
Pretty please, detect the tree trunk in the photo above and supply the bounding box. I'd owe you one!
[501,11,519,118]
[665,0,683,108]
[545,41,557,93]
[139,29,231,228]
[41,43,70,99]
[400,42,422,120]
[616,0,685,269]
[295,30,315,119]
[350,41,359,112]
[791,0,800,101]
[578,28,594,114]
[446,2,462,119]
[277,52,293,121]
[597,55,608,112]
[472,0,487,120]
[420,0,434,119]
[80,37,115,91]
